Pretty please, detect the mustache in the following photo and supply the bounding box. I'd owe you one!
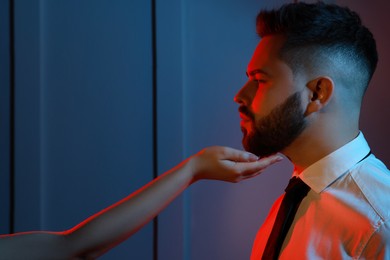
[238,106,254,120]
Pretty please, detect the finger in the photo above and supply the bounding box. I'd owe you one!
[235,154,283,175]
[218,146,259,162]
[242,170,262,180]
[258,154,284,164]
[235,169,264,183]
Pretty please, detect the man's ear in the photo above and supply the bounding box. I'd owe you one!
[304,77,334,116]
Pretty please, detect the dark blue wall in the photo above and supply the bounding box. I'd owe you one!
[0,0,11,236]
[11,0,154,259]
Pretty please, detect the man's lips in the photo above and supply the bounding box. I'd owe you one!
[238,106,253,121]
[239,112,252,121]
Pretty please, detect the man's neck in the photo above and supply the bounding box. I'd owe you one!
[282,128,360,175]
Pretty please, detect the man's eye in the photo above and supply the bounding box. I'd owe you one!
[255,79,266,84]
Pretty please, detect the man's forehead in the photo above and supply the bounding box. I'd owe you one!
[246,35,287,76]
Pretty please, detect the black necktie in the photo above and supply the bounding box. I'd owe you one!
[262,177,310,260]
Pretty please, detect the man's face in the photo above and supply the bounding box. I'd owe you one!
[234,35,307,157]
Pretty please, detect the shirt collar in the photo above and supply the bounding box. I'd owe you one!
[294,132,371,193]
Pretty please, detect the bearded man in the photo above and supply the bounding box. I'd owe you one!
[234,2,390,259]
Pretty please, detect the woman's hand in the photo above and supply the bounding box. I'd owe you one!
[187,146,283,183]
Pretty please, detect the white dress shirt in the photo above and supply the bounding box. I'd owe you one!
[251,132,390,259]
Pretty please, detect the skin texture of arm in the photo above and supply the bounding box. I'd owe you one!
[0,146,282,260]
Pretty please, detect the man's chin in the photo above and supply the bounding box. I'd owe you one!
[242,136,280,158]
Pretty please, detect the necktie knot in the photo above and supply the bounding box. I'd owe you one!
[284,177,310,198]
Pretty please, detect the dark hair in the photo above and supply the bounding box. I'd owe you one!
[256,2,378,94]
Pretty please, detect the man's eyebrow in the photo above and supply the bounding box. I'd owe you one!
[246,69,270,77]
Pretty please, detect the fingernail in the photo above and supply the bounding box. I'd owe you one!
[275,156,283,161]
[248,153,259,161]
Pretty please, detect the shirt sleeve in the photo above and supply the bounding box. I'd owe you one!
[360,220,390,259]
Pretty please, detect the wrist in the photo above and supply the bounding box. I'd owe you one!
[184,156,201,184]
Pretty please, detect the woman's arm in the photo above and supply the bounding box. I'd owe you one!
[0,146,282,259]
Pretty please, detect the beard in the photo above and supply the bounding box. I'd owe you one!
[240,92,306,157]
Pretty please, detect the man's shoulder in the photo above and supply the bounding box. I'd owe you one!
[351,154,390,221]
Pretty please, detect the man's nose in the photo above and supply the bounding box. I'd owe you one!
[234,81,254,106]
